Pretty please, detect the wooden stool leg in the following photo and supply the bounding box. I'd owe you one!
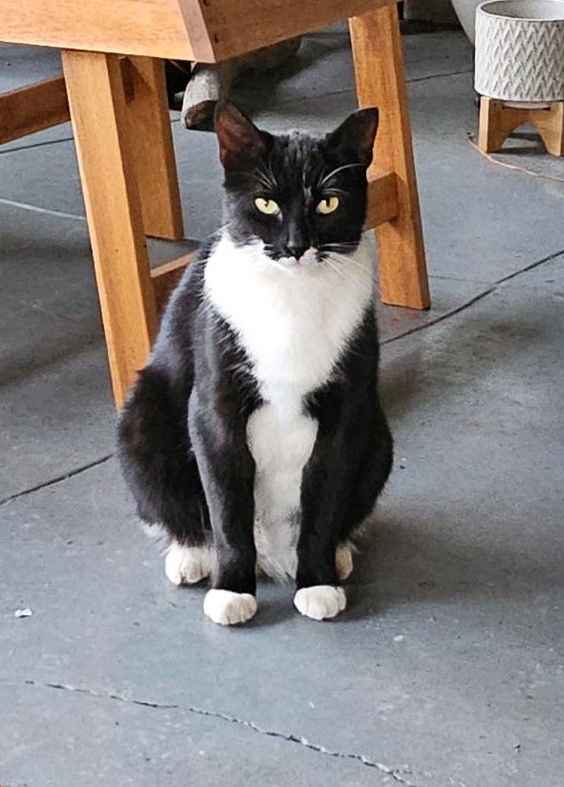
[478,96,528,153]
[349,5,430,310]
[533,102,564,157]
[124,56,184,240]
[479,97,564,156]
[62,50,157,408]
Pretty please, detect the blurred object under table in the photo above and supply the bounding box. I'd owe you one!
[0,0,430,407]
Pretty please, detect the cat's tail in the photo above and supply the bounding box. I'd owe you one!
[117,366,210,546]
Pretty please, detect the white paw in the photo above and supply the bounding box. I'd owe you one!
[336,543,354,581]
[165,543,212,585]
[294,585,346,621]
[203,589,257,626]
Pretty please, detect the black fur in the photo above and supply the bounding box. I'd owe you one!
[298,309,392,588]
[117,103,393,599]
[216,103,378,262]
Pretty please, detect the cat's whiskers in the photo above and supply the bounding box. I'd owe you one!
[253,159,278,191]
[318,251,373,293]
[323,259,343,278]
[252,164,276,190]
[318,243,359,256]
[322,256,366,278]
[319,162,365,187]
[322,258,365,288]
[326,251,371,273]
[319,244,361,256]
[255,171,276,191]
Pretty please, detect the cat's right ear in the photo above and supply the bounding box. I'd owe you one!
[214,102,267,172]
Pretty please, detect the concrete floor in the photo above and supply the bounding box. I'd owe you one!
[1,27,563,787]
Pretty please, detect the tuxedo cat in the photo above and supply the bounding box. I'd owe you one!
[118,102,393,625]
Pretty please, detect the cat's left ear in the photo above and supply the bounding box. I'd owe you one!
[326,108,379,166]
[214,102,269,172]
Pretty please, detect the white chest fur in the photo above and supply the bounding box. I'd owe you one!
[204,233,373,579]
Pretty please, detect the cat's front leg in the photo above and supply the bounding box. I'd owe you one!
[294,525,347,621]
[294,422,348,622]
[189,390,257,626]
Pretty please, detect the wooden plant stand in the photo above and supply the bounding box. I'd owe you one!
[479,96,564,157]
[1,0,430,407]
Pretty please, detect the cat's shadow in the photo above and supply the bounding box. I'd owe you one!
[379,304,550,424]
[341,508,558,624]
[246,597,297,628]
[342,303,556,622]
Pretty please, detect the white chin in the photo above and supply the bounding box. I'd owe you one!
[277,249,317,269]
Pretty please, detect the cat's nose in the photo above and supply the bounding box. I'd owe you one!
[286,244,307,260]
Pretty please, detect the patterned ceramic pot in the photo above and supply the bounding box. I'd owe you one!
[475,0,564,104]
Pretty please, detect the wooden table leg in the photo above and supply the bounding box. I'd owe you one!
[349,5,430,310]
[62,50,157,408]
[124,56,184,240]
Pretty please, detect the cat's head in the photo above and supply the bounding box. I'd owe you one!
[214,102,378,268]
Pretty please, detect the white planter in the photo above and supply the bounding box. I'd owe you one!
[474,1,564,103]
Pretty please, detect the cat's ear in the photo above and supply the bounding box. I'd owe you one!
[326,108,379,166]
[214,102,268,172]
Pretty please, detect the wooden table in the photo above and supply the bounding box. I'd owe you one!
[1,0,430,407]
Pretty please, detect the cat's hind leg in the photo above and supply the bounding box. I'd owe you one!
[118,367,212,582]
[165,542,213,586]
[336,541,354,581]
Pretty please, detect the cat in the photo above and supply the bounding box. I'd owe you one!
[117,102,393,625]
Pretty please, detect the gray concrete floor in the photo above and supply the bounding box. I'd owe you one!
[1,27,563,787]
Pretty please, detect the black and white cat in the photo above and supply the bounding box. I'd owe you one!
[118,103,393,625]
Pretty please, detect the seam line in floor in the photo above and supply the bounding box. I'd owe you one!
[0,453,113,508]
[0,135,75,156]
[0,196,85,221]
[0,68,470,158]
[5,678,422,786]
[407,67,473,84]
[274,69,473,109]
[382,246,564,347]
[0,118,180,157]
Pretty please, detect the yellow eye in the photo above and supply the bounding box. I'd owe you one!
[316,196,340,215]
[255,197,280,215]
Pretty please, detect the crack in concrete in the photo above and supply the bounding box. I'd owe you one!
[381,286,495,346]
[13,679,419,786]
[0,118,180,158]
[0,195,86,222]
[491,246,564,287]
[407,68,472,84]
[276,69,474,110]
[383,246,564,347]
[0,136,75,156]
[0,453,113,508]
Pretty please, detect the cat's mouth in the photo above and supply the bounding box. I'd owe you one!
[267,247,323,270]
